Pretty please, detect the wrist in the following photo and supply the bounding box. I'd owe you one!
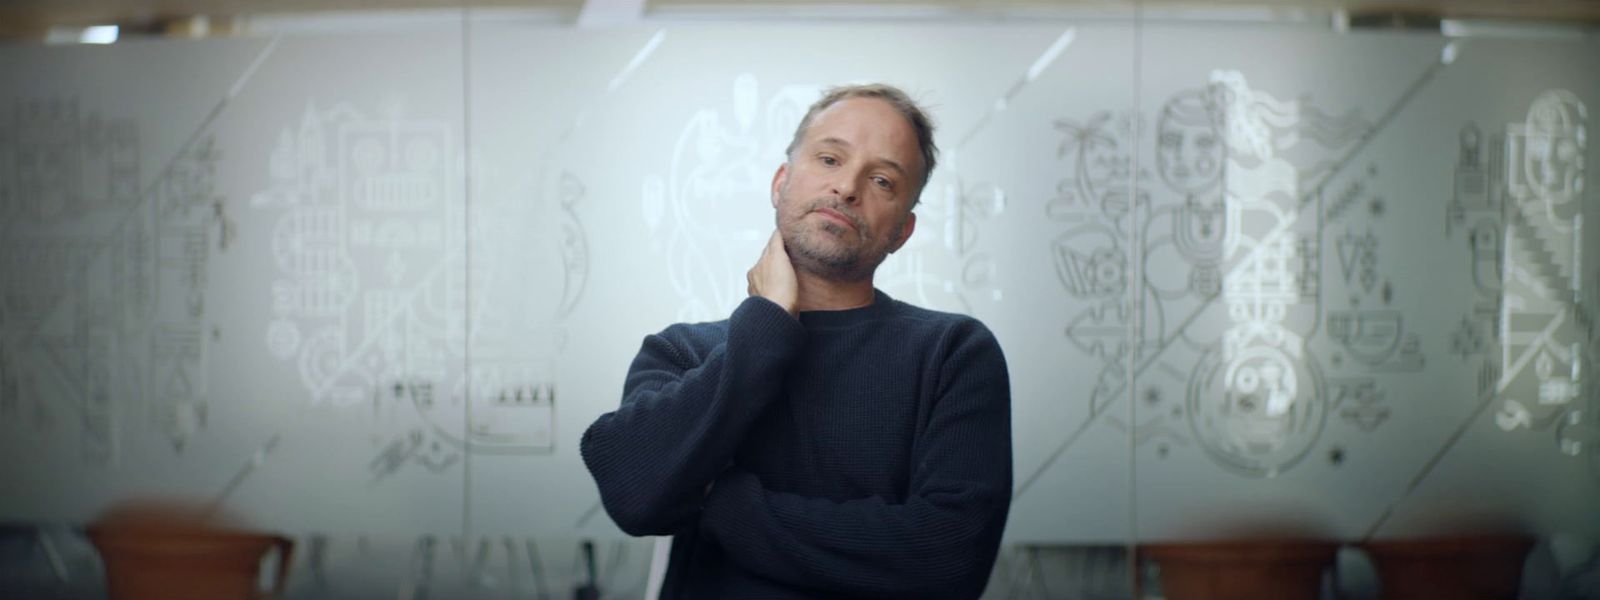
[757,293,797,317]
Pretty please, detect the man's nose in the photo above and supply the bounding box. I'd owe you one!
[831,170,861,204]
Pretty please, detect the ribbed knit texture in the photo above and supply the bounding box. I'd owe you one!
[581,289,1012,599]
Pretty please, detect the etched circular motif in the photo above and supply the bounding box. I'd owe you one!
[1188,344,1326,477]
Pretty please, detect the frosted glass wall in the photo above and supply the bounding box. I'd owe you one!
[1,14,1596,596]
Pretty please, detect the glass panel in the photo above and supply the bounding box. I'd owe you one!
[11,9,1595,599]
[461,20,1141,596]
[0,29,471,535]
[1131,19,1600,599]
[220,31,471,535]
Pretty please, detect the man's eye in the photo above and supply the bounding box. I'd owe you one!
[873,176,894,190]
[820,155,838,166]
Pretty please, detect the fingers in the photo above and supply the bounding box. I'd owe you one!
[770,228,784,248]
[764,229,783,261]
[748,230,798,315]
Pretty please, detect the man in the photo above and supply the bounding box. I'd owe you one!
[581,83,1012,599]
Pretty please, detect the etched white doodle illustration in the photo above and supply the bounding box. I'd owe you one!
[252,100,583,477]
[1471,90,1598,480]
[874,176,1006,314]
[0,97,218,462]
[644,75,818,321]
[1036,70,1401,480]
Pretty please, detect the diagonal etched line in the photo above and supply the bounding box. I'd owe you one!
[1014,289,1218,499]
[16,37,281,347]
[951,28,1076,167]
[1361,306,1566,540]
[307,260,451,400]
[1013,45,1450,503]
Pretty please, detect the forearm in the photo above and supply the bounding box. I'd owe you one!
[699,469,1010,599]
[581,296,802,535]
[697,321,1014,596]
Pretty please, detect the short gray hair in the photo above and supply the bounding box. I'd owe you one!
[784,83,938,203]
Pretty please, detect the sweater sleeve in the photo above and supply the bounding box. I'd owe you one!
[697,323,1013,599]
[580,296,805,536]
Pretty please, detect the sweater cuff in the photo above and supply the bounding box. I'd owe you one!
[731,295,806,347]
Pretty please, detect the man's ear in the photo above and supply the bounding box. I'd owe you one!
[770,163,789,208]
[888,210,917,254]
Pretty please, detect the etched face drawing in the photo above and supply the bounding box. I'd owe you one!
[1157,89,1226,196]
[1523,131,1583,199]
[1513,90,1587,213]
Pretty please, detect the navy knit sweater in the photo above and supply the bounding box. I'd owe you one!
[580,290,1012,599]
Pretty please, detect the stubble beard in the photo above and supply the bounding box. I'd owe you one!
[777,189,902,284]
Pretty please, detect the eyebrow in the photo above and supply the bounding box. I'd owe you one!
[815,136,909,178]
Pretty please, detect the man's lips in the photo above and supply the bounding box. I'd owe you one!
[812,207,857,230]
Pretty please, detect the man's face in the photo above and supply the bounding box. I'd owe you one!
[1156,100,1224,195]
[772,97,920,282]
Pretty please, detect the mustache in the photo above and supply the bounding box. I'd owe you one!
[806,200,867,233]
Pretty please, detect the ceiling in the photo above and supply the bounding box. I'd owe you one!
[1,0,1597,39]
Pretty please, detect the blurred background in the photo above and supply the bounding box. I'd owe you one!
[0,0,1597,598]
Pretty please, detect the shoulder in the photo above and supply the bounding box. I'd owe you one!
[631,317,729,370]
[883,300,1011,400]
[884,298,1000,346]
[654,317,729,350]
[879,299,1008,381]
[658,317,728,341]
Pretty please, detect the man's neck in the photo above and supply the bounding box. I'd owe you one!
[793,271,876,312]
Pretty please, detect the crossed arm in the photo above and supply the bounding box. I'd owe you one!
[582,300,1012,598]
[697,326,1012,599]
[583,231,805,534]
[580,295,804,535]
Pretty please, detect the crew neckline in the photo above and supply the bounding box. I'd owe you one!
[797,288,893,329]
